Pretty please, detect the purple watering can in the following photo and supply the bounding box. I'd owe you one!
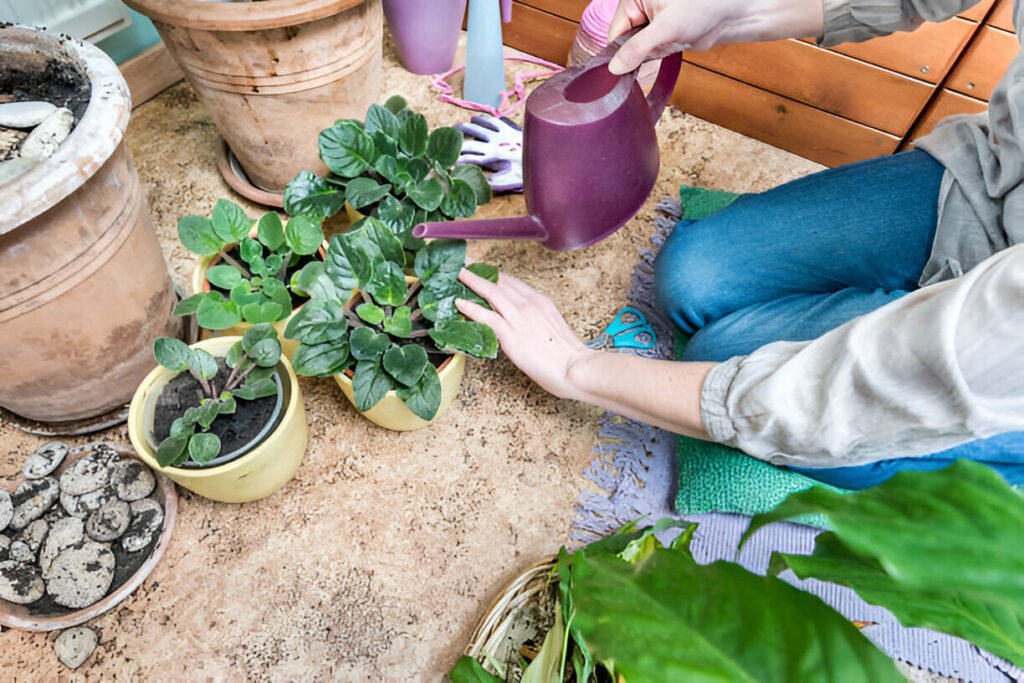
[413,44,682,251]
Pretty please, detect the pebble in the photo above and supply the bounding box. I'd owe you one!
[79,484,119,513]
[23,442,68,479]
[15,519,49,555]
[40,517,84,579]
[20,107,73,162]
[112,460,156,502]
[0,534,9,560]
[9,540,34,563]
[85,499,130,543]
[0,100,57,128]
[46,541,116,609]
[0,560,45,604]
[0,157,36,185]
[122,499,164,553]
[0,490,12,532]
[60,455,112,496]
[60,491,89,520]
[9,477,59,531]
[55,626,98,670]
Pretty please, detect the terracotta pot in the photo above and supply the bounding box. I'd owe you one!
[0,26,182,423]
[128,337,309,503]
[123,0,383,193]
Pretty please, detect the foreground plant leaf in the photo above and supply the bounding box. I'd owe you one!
[449,656,502,683]
[283,171,346,221]
[319,120,375,178]
[430,320,498,359]
[395,364,441,421]
[383,344,429,387]
[352,358,393,411]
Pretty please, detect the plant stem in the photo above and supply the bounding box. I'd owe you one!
[360,289,373,306]
[344,310,366,328]
[224,356,249,391]
[404,280,422,305]
[217,249,252,279]
[409,329,431,338]
[189,369,214,399]
[275,249,293,283]
[410,308,424,322]
[233,361,258,388]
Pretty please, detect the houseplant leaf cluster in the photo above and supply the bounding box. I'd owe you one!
[174,199,325,330]
[151,324,282,467]
[283,95,492,250]
[284,219,498,421]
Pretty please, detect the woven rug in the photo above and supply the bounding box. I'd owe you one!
[571,192,1023,682]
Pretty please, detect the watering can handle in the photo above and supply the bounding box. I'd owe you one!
[601,29,682,121]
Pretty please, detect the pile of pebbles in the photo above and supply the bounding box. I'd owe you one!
[0,99,74,184]
[0,442,164,611]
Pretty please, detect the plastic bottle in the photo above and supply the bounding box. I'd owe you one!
[464,0,512,107]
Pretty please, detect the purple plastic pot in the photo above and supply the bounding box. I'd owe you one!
[414,43,683,251]
[384,0,467,75]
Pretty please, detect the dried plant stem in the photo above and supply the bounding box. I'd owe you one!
[217,249,252,279]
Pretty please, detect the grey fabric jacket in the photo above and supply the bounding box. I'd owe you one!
[700,0,1024,467]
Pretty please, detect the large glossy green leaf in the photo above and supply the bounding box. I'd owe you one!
[399,111,429,157]
[211,199,252,243]
[375,195,422,249]
[284,214,324,256]
[418,288,458,323]
[291,340,350,378]
[296,261,344,303]
[426,127,463,168]
[572,548,901,683]
[429,320,498,359]
[188,348,219,381]
[382,305,412,338]
[395,363,441,421]
[283,171,346,221]
[414,238,466,290]
[153,337,191,372]
[331,225,384,286]
[440,178,478,219]
[325,236,359,302]
[257,212,286,251]
[407,177,444,211]
[382,344,428,387]
[205,264,242,290]
[356,303,385,325]
[178,215,223,256]
[319,120,375,177]
[197,295,242,330]
[365,262,408,307]
[284,299,348,344]
[364,103,402,141]
[349,327,391,361]
[352,358,393,412]
[360,217,406,266]
[452,164,493,205]
[346,178,392,211]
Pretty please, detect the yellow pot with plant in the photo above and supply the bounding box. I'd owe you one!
[128,332,308,502]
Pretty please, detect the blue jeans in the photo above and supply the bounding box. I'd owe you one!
[655,150,1024,489]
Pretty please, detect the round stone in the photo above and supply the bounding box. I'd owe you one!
[23,442,69,479]
[59,455,111,496]
[111,460,156,502]
[0,560,44,604]
[9,540,33,563]
[121,499,164,553]
[15,519,48,556]
[46,541,115,609]
[0,534,10,560]
[85,499,130,543]
[79,484,118,513]
[9,477,59,531]
[55,626,99,670]
[40,517,84,579]
[0,100,57,128]
[0,490,12,532]
[60,491,89,520]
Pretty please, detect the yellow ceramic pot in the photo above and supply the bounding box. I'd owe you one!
[127,337,308,503]
[333,352,465,431]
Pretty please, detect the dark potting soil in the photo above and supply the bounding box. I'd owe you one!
[0,54,91,124]
[151,360,280,457]
[209,246,318,309]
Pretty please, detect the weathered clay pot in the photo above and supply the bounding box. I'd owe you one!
[0,26,182,423]
[123,0,383,194]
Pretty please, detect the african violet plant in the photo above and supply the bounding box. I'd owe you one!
[151,325,282,467]
[283,95,492,250]
[174,199,325,330]
[284,217,497,421]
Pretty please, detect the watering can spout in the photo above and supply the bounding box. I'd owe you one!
[413,215,548,242]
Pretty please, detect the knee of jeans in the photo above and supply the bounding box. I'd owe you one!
[654,222,726,332]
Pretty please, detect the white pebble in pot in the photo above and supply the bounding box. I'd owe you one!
[111,461,155,502]
[20,107,73,162]
[46,541,115,609]
[23,442,68,479]
[40,517,84,579]
[121,499,164,553]
[0,490,12,532]
[0,101,57,128]
[8,477,59,530]
[55,626,98,670]
[85,499,130,543]
[15,518,48,556]
[60,456,111,497]
[0,560,44,604]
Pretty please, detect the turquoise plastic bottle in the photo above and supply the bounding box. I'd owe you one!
[464,0,512,108]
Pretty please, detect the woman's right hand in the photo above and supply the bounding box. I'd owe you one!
[608,0,826,75]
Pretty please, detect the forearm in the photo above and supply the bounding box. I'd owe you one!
[565,350,716,440]
[820,0,982,46]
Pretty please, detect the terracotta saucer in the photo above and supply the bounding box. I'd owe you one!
[215,139,284,208]
[0,441,177,632]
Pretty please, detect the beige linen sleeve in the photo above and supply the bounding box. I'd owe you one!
[819,0,982,46]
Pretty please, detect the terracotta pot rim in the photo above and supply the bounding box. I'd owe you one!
[0,25,131,234]
[121,0,368,32]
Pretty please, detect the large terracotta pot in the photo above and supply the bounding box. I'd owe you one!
[123,0,383,193]
[0,26,182,423]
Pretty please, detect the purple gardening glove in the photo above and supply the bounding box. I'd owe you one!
[456,115,524,194]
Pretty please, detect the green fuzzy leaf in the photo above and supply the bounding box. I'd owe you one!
[292,340,350,378]
[262,277,293,317]
[153,337,191,372]
[406,157,430,183]
[232,376,278,400]
[319,120,375,177]
[331,225,384,286]
[212,199,253,243]
[365,103,402,141]
[383,94,408,115]
[382,305,413,337]
[365,262,408,307]
[169,417,194,440]
[198,295,243,330]
[188,433,222,465]
[206,264,243,290]
[382,344,428,387]
[242,301,284,324]
[217,394,237,415]
[345,177,392,211]
[418,289,458,323]
[229,280,263,309]
[361,217,406,266]
[372,131,398,162]
[156,436,189,468]
[226,340,245,369]
[466,262,499,283]
[395,363,441,421]
[352,358,394,412]
[356,303,385,325]
[426,127,464,168]
[241,322,278,352]
[429,320,498,358]
[284,214,325,256]
[399,111,429,157]
[440,178,478,218]
[283,171,346,221]
[325,235,360,302]
[178,215,223,256]
[248,338,282,367]
[257,212,286,251]
[414,238,466,289]
[194,401,221,430]
[373,157,405,186]
[350,327,391,361]
[296,261,343,303]
[284,299,348,344]
[407,177,444,211]
[173,292,212,317]
[188,348,219,381]
[452,164,493,205]
[240,238,263,264]
[263,254,284,278]
[375,195,420,248]
[449,657,503,683]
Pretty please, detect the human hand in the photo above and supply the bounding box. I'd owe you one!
[607,0,825,75]
[456,268,594,399]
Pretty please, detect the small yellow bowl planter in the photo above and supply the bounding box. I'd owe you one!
[333,352,466,431]
[128,337,308,503]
